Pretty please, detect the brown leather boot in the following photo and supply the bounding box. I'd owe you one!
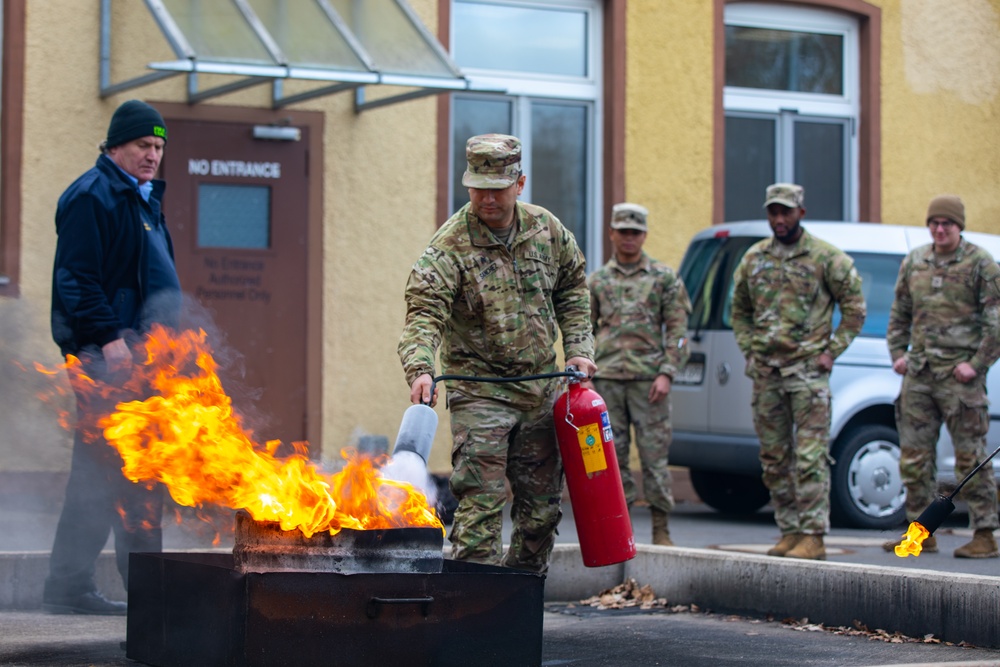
[786,535,826,560]
[767,533,804,556]
[954,529,999,559]
[882,535,938,553]
[651,509,673,546]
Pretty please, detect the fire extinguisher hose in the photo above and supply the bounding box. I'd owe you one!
[427,369,587,405]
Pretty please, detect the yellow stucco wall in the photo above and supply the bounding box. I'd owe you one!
[624,0,717,271]
[882,0,1000,234]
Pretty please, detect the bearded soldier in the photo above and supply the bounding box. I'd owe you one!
[731,183,866,561]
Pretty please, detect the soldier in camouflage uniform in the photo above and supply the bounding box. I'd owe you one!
[884,195,1000,559]
[731,183,866,561]
[587,203,691,546]
[398,134,597,573]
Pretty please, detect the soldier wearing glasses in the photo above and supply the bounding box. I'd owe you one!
[886,195,1000,558]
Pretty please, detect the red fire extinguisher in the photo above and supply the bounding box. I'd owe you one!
[553,379,636,567]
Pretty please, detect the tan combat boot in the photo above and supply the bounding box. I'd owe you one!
[954,529,999,558]
[882,535,938,553]
[651,509,674,546]
[785,535,826,560]
[767,533,804,557]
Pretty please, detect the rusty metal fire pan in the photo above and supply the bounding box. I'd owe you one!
[232,511,445,574]
[125,550,545,667]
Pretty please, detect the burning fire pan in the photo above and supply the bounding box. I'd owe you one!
[232,511,445,574]
[125,550,545,667]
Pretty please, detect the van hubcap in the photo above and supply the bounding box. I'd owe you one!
[847,440,906,517]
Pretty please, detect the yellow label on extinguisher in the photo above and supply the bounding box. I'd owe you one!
[577,423,608,474]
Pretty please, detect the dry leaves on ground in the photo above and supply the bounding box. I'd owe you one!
[576,577,697,613]
[572,580,978,649]
[780,617,974,647]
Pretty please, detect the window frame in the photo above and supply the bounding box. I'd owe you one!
[713,0,881,225]
[0,0,24,297]
[445,0,605,265]
[723,2,860,222]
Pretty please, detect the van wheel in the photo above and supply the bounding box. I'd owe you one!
[689,470,770,514]
[830,425,907,529]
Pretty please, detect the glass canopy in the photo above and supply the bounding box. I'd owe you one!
[101,0,489,110]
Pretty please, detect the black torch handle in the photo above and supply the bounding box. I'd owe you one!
[948,442,1000,500]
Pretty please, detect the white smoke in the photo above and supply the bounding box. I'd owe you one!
[381,450,439,509]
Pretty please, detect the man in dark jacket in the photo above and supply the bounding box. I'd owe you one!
[44,100,180,615]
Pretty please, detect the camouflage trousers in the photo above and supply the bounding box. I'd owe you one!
[751,364,832,535]
[895,370,999,530]
[446,392,563,573]
[592,379,673,514]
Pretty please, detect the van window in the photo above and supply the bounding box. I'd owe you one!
[833,252,903,338]
[679,235,759,331]
[682,236,903,340]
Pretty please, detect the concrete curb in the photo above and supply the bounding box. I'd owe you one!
[547,544,1000,649]
[4,546,998,649]
[1,552,131,609]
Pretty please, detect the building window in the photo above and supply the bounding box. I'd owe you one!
[724,3,859,222]
[450,0,602,262]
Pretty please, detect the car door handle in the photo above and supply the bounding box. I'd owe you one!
[717,362,731,386]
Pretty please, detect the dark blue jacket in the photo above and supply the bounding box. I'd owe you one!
[51,154,175,357]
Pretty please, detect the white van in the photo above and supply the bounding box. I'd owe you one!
[671,221,1000,529]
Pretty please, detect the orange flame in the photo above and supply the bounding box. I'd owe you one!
[893,521,930,557]
[50,324,442,539]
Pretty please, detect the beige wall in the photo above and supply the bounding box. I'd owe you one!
[881,0,1000,233]
[624,0,717,271]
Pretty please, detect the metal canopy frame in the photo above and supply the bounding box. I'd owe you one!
[99,0,499,111]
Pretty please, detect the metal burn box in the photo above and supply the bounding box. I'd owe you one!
[125,551,545,667]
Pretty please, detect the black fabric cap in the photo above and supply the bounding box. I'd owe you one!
[105,100,167,148]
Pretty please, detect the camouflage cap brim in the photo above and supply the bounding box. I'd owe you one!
[462,170,517,189]
[610,220,647,232]
[763,195,802,209]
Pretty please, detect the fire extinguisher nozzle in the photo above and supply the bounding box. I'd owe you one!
[392,404,438,464]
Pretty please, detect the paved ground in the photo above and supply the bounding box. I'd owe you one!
[2,468,999,666]
[3,603,1000,666]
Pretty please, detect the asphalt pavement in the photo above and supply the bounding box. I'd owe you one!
[2,470,999,666]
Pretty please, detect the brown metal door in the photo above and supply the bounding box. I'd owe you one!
[162,119,309,447]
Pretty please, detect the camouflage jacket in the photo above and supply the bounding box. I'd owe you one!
[398,201,594,409]
[887,238,1000,376]
[731,228,866,371]
[588,252,691,381]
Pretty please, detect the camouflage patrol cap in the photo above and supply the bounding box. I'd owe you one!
[610,203,649,231]
[462,134,522,189]
[764,183,805,209]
